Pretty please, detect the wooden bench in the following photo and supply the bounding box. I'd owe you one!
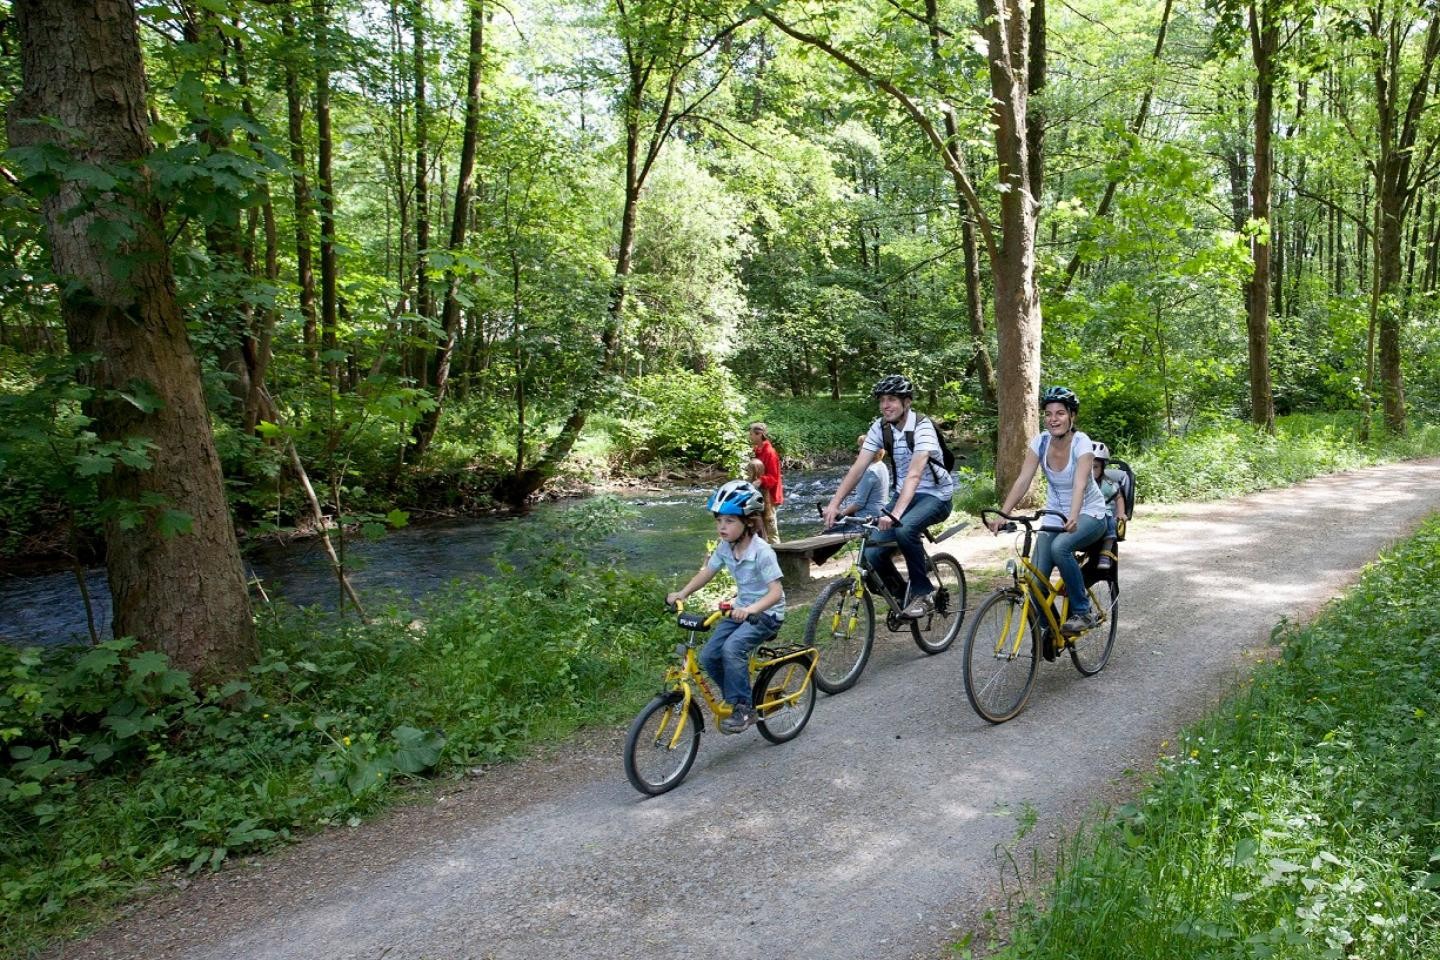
[771,533,860,598]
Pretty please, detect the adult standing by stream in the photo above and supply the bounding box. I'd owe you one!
[749,422,784,544]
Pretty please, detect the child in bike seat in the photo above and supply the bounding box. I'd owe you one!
[665,480,786,734]
[1091,441,1127,571]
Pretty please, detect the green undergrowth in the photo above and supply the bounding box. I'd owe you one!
[1131,412,1440,504]
[970,516,1440,960]
[0,499,673,957]
[951,413,1440,521]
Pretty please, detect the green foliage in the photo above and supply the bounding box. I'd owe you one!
[745,394,874,464]
[0,498,671,954]
[610,367,747,466]
[984,518,1440,960]
[1134,413,1440,503]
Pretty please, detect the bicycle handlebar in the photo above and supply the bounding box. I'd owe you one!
[979,508,1069,532]
[667,598,762,626]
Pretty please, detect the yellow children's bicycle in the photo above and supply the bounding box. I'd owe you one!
[623,601,818,796]
[961,509,1119,724]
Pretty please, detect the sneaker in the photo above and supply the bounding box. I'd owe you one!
[900,594,934,619]
[720,703,757,734]
[1096,553,1114,571]
[1061,609,1102,634]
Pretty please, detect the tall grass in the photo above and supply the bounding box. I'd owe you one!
[980,517,1440,959]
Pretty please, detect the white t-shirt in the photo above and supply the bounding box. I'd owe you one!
[862,410,955,501]
[1029,430,1107,529]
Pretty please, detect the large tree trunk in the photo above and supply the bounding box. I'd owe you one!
[979,0,1042,499]
[1366,8,1440,433]
[1246,0,1277,432]
[8,0,255,678]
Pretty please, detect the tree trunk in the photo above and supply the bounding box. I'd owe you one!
[412,0,431,326]
[8,0,254,678]
[410,0,483,460]
[313,0,339,385]
[924,0,997,408]
[282,10,319,365]
[979,0,1042,499]
[1246,0,1277,432]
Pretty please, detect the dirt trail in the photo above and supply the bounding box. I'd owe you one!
[58,459,1440,960]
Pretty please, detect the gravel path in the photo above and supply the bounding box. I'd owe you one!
[58,459,1440,960]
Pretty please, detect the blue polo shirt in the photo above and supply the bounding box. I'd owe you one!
[707,536,786,620]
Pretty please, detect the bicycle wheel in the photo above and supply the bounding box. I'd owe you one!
[962,590,1039,724]
[1070,577,1119,676]
[753,657,816,744]
[623,694,702,795]
[804,578,875,694]
[911,553,967,655]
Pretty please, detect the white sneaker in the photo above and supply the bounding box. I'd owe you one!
[900,594,933,619]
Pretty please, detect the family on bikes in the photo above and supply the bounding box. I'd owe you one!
[665,375,1128,735]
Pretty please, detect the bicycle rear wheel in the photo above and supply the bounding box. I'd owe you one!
[1070,578,1118,676]
[805,578,875,694]
[962,590,1039,724]
[753,657,816,744]
[623,694,702,795]
[912,553,966,655]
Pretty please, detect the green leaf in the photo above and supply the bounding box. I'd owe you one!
[127,650,170,680]
[389,726,445,775]
[386,509,410,529]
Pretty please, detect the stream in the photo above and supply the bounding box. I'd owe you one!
[1,467,900,648]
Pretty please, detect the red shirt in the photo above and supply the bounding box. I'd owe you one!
[754,439,784,505]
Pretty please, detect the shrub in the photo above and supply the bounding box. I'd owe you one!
[610,367,746,466]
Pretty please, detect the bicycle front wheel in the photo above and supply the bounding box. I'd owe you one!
[912,553,967,655]
[1070,577,1119,676]
[623,694,703,795]
[805,578,875,695]
[753,657,816,744]
[962,591,1039,724]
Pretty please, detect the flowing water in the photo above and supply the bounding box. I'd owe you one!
[0,468,877,648]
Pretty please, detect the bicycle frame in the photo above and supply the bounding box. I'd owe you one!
[656,603,816,749]
[988,512,1104,658]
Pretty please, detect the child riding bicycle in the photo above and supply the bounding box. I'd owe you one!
[666,480,786,734]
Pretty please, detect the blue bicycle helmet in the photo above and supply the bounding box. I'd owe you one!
[1040,385,1079,413]
[707,479,764,517]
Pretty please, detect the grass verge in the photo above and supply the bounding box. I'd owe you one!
[968,515,1440,959]
[0,499,673,957]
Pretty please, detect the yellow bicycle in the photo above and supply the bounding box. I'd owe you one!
[962,509,1119,723]
[623,601,818,795]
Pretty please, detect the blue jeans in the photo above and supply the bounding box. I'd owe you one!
[863,493,952,602]
[700,613,780,706]
[1033,515,1106,616]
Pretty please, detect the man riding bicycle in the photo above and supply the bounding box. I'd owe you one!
[823,375,954,619]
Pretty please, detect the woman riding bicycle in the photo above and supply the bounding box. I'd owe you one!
[986,386,1108,634]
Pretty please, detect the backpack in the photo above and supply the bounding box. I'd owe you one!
[881,415,956,487]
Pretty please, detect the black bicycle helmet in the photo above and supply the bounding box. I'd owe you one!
[872,375,914,399]
[1040,385,1079,413]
